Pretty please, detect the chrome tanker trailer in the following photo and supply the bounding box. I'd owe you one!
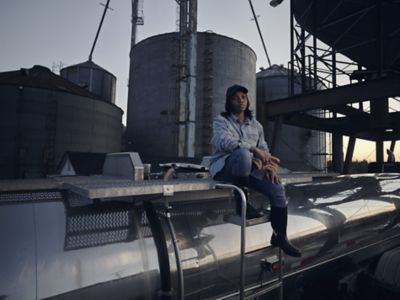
[1,154,400,300]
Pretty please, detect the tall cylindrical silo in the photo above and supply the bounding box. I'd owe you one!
[0,65,122,179]
[126,32,257,162]
[256,64,326,171]
[60,60,116,104]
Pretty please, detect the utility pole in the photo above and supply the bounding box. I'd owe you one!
[126,0,144,151]
[177,0,197,158]
[130,0,144,47]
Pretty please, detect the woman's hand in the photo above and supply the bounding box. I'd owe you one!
[250,147,281,184]
[265,171,281,184]
[250,147,271,163]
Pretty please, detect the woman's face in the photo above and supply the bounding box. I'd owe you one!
[230,91,248,114]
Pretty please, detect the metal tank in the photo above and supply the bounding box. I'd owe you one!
[1,173,400,299]
[126,32,257,162]
[257,64,326,171]
[0,65,122,179]
[61,60,116,104]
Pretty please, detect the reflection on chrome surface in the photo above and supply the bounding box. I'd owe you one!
[0,174,399,299]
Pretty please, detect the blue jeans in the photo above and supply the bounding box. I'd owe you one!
[214,148,287,208]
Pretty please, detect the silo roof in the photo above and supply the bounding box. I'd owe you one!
[257,64,290,78]
[133,31,257,59]
[0,65,102,99]
[61,60,115,78]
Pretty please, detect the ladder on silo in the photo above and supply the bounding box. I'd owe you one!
[215,183,284,300]
[201,34,214,156]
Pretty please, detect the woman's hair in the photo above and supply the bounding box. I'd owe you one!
[221,93,253,119]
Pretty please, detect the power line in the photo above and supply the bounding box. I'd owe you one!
[89,0,113,61]
[248,0,272,67]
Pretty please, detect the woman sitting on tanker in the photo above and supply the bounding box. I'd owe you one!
[209,84,301,258]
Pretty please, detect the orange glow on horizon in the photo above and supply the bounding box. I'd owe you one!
[343,138,399,162]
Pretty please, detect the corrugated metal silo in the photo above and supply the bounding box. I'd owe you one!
[256,64,326,171]
[126,31,256,162]
[0,65,122,179]
[60,60,116,104]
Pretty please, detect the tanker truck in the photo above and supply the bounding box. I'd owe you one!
[1,153,400,299]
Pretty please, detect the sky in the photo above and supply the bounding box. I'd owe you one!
[0,0,396,162]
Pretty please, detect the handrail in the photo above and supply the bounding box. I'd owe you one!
[215,183,247,300]
[165,206,184,300]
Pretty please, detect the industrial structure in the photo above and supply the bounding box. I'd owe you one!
[126,31,257,163]
[257,64,326,171]
[263,0,400,174]
[59,0,118,105]
[0,65,123,179]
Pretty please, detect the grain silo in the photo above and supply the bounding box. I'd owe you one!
[257,64,326,171]
[0,65,123,179]
[126,31,256,162]
[60,60,116,104]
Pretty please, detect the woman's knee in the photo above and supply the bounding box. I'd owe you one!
[274,183,287,198]
[270,183,287,207]
[230,148,252,175]
[272,183,285,195]
[231,148,252,163]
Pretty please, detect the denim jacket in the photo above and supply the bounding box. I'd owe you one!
[209,113,270,177]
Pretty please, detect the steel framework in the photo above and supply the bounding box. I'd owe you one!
[263,0,400,173]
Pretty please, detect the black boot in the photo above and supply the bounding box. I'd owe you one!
[270,206,302,257]
[233,176,264,219]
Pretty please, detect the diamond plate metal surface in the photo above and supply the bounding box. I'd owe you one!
[64,204,152,250]
[0,191,63,204]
